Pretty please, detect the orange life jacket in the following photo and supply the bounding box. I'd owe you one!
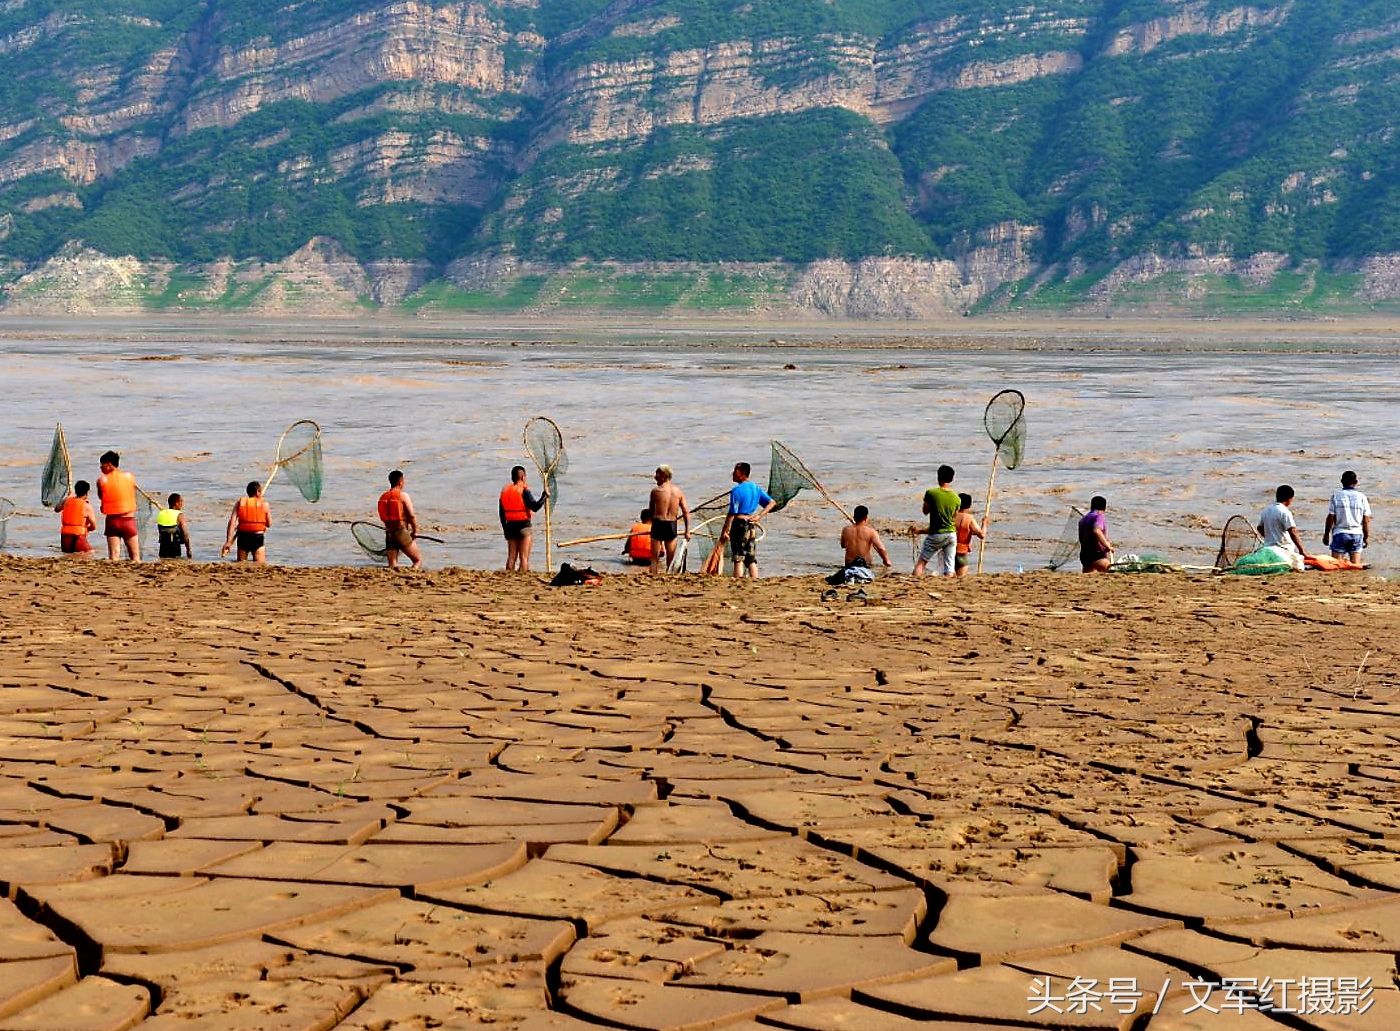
[61,497,89,535]
[499,483,529,523]
[100,471,136,515]
[236,496,269,533]
[378,487,405,525]
[627,522,652,560]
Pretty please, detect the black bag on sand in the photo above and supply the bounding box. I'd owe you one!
[550,563,603,587]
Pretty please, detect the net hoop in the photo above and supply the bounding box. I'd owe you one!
[523,416,565,475]
[1047,506,1086,571]
[1214,514,1262,572]
[769,440,854,522]
[351,521,389,562]
[984,389,1026,448]
[276,420,322,467]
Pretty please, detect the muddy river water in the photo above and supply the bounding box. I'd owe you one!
[1,334,1394,576]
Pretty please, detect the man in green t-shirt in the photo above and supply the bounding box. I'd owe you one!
[914,464,961,577]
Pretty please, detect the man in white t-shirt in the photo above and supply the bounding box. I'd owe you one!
[1258,484,1309,568]
[1324,470,1371,562]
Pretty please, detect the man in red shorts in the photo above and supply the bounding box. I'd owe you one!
[96,451,141,561]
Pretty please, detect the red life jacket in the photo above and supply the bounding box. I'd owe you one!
[378,487,405,525]
[500,483,529,523]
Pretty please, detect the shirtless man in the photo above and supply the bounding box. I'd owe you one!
[378,469,422,569]
[840,506,891,569]
[648,465,692,574]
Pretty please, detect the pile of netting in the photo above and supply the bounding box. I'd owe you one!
[1109,553,1178,573]
[1226,545,1300,575]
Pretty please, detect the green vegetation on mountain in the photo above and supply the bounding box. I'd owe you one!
[0,0,1395,310]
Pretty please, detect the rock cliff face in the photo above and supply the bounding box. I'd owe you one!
[0,0,1395,316]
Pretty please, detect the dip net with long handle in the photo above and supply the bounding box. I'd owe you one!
[1047,506,1086,571]
[0,498,14,550]
[767,441,854,522]
[41,423,73,510]
[1215,514,1261,571]
[668,489,731,573]
[265,420,324,502]
[132,487,160,550]
[523,416,566,571]
[978,389,1027,573]
[351,521,445,563]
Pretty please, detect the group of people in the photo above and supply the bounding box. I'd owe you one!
[46,450,1375,576]
[53,451,277,564]
[1256,471,1372,567]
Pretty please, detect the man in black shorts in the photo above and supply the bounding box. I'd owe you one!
[647,465,691,574]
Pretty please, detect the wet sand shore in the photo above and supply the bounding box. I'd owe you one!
[0,559,1397,1029]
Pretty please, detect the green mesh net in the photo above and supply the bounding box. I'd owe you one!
[676,491,730,571]
[0,498,14,550]
[1109,553,1178,573]
[136,489,159,549]
[351,521,388,563]
[766,441,852,521]
[41,423,72,510]
[1046,506,1086,570]
[524,416,566,503]
[767,441,817,512]
[269,421,323,503]
[1226,545,1297,576]
[1214,514,1260,571]
[984,390,1027,470]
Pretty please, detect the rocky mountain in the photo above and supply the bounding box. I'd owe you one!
[0,0,1396,315]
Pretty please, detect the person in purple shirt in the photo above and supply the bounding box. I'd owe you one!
[1078,495,1113,573]
[719,461,777,578]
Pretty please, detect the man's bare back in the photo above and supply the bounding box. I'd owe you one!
[841,519,890,567]
[650,481,685,521]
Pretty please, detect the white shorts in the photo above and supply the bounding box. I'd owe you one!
[920,532,957,575]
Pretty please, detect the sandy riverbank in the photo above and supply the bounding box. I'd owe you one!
[0,559,1396,1028]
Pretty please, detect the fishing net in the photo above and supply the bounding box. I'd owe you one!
[984,389,1027,470]
[767,441,852,520]
[524,416,566,500]
[41,423,72,509]
[135,489,159,549]
[1214,514,1260,571]
[1109,552,1178,574]
[523,416,566,569]
[1047,506,1086,570]
[1227,545,1298,576]
[669,490,731,573]
[351,521,388,563]
[268,420,323,503]
[0,498,13,550]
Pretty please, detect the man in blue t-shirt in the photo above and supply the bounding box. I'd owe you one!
[719,461,777,578]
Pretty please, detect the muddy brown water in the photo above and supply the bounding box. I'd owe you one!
[0,335,1393,575]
